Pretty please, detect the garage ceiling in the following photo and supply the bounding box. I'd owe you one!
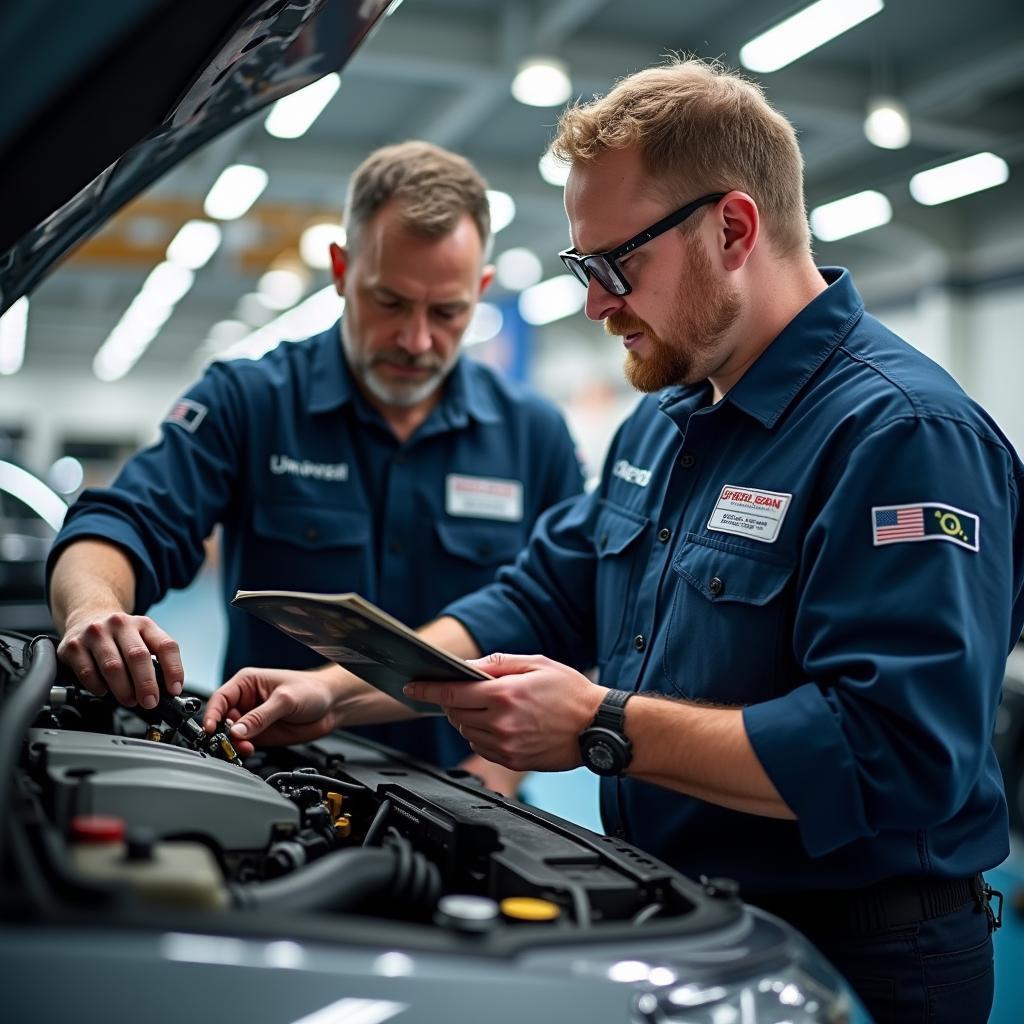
[19,0,1024,377]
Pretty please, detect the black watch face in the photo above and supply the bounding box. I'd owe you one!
[580,727,631,776]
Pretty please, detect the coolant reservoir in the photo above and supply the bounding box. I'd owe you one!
[70,816,228,909]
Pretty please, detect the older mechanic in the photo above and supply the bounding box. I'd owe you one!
[48,140,583,792]
[206,61,1024,1023]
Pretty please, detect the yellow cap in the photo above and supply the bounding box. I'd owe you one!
[499,897,561,922]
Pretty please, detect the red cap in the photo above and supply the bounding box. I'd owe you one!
[70,815,125,844]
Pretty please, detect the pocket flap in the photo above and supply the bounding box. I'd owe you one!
[435,519,523,564]
[252,504,370,550]
[672,533,794,605]
[595,502,649,556]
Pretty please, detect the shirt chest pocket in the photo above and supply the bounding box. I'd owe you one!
[246,504,372,591]
[662,534,795,702]
[594,502,650,664]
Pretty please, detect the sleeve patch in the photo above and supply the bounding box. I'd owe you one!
[165,398,207,434]
[871,502,979,552]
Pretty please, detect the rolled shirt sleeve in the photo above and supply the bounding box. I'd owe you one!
[744,412,1022,857]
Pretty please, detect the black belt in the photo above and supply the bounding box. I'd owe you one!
[745,874,996,935]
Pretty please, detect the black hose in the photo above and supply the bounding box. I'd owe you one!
[0,636,57,874]
[231,846,398,912]
[362,798,392,846]
[264,770,364,795]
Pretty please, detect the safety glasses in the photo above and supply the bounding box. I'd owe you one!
[559,192,726,296]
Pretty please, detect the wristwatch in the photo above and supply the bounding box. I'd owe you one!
[578,688,634,776]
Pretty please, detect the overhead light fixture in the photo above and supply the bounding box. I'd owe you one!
[166,219,223,269]
[0,296,28,375]
[219,286,345,362]
[92,262,195,381]
[486,190,516,233]
[810,190,892,241]
[518,275,585,325]
[538,147,571,187]
[46,456,84,495]
[0,460,67,530]
[203,164,269,220]
[909,152,1009,206]
[264,73,341,139]
[464,303,504,346]
[300,222,347,270]
[864,96,910,149]
[512,58,572,107]
[740,0,884,73]
[258,268,307,310]
[496,247,543,290]
[236,292,277,327]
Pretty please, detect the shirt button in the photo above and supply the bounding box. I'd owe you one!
[708,576,724,596]
[304,526,319,542]
[657,527,671,543]
[633,634,646,651]
[679,454,696,468]
[599,532,609,547]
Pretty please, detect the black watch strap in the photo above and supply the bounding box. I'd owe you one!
[592,688,632,729]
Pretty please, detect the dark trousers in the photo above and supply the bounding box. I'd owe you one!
[750,879,997,1024]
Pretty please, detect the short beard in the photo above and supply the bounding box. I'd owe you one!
[361,356,452,408]
[607,238,740,393]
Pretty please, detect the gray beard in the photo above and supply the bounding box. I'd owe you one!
[360,362,451,408]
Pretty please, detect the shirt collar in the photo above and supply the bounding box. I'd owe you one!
[725,267,863,429]
[307,319,501,426]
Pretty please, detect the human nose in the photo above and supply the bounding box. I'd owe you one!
[397,310,432,354]
[584,276,625,322]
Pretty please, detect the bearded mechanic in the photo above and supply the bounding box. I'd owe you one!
[206,61,1024,1023]
[48,141,583,793]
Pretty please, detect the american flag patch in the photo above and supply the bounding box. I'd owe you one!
[872,502,979,552]
[165,398,207,433]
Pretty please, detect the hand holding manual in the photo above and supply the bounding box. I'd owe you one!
[232,590,489,713]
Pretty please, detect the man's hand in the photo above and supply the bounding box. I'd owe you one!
[58,610,183,709]
[203,668,343,757]
[404,653,606,772]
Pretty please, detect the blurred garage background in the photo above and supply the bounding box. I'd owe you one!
[1,1,1022,1017]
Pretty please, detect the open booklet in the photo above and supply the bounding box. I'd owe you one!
[232,589,489,714]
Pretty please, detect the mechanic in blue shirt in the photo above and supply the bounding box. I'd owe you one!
[210,62,1023,1024]
[48,141,583,789]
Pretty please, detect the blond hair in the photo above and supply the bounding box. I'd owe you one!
[552,56,809,256]
[344,140,491,257]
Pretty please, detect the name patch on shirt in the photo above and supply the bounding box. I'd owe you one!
[872,502,979,552]
[612,459,652,487]
[165,398,207,434]
[269,455,349,482]
[446,474,523,522]
[707,484,792,544]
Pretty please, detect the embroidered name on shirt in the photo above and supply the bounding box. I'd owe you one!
[612,459,652,487]
[871,502,979,552]
[269,455,349,482]
[707,484,792,544]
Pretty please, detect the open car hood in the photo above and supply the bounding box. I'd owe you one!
[0,0,396,316]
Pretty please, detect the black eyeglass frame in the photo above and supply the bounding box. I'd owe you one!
[559,192,727,297]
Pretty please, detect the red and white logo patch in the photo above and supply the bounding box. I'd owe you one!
[165,398,207,434]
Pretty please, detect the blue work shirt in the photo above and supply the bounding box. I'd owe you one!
[446,269,1024,892]
[50,323,583,766]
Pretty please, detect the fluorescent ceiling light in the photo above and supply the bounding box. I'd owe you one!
[219,286,344,362]
[518,275,585,325]
[203,164,269,220]
[207,320,250,344]
[166,219,222,269]
[300,222,346,269]
[0,460,68,531]
[464,302,503,346]
[487,190,516,233]
[512,58,572,107]
[740,0,884,73]
[258,268,307,310]
[0,296,28,375]
[264,73,341,139]
[538,148,571,187]
[863,96,911,149]
[496,247,542,290]
[810,189,892,241]
[909,152,1009,206]
[141,261,196,307]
